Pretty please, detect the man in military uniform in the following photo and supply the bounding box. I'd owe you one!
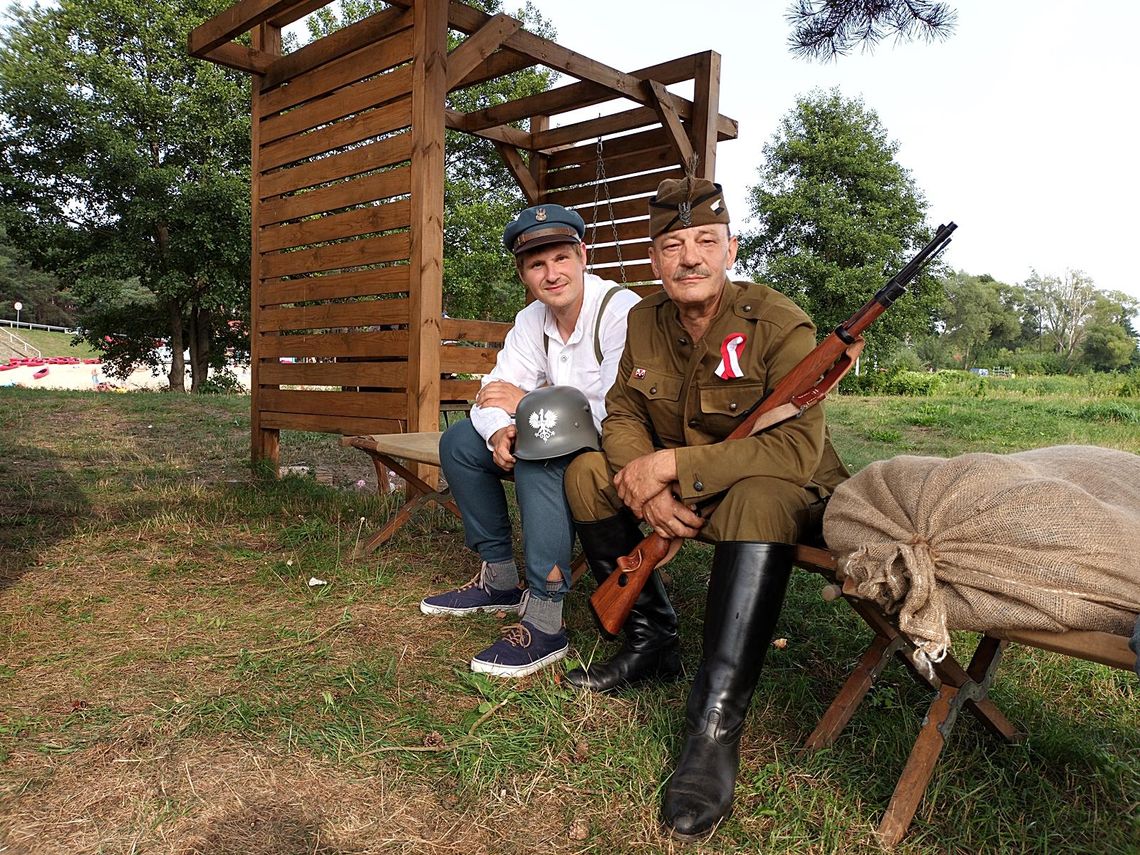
[421,203,639,679]
[563,177,848,839]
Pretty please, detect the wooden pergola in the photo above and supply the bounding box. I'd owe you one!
[189,0,737,469]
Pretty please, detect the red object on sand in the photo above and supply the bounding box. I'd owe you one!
[32,367,49,380]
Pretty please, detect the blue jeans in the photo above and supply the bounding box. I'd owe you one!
[439,419,575,601]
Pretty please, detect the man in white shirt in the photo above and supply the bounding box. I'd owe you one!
[420,203,640,678]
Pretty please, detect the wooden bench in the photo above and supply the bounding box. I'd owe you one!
[791,544,1136,846]
[343,431,587,582]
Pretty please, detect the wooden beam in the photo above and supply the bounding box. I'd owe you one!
[201,41,276,75]
[189,0,307,57]
[691,51,721,179]
[645,79,694,168]
[529,115,549,201]
[408,0,448,446]
[493,142,539,205]
[267,0,329,27]
[444,109,531,148]
[460,53,702,133]
[445,14,522,91]
[451,48,536,91]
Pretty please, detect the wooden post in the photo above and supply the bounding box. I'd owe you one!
[250,21,282,471]
[407,0,447,482]
[530,114,549,200]
[691,50,721,179]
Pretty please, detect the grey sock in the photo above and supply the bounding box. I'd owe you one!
[522,594,563,635]
[484,559,520,592]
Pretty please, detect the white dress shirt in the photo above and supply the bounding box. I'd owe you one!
[469,273,641,449]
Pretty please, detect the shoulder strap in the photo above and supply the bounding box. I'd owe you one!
[593,285,624,365]
[543,284,625,363]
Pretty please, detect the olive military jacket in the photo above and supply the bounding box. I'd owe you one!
[601,279,849,505]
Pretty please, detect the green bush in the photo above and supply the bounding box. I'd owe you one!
[839,369,941,396]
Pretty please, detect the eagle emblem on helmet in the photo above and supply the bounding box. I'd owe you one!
[529,408,557,443]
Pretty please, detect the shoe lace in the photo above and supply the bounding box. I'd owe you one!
[498,589,533,647]
[498,622,532,648]
[455,561,492,593]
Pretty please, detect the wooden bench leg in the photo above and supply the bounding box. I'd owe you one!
[805,632,905,751]
[355,450,461,556]
[877,634,1019,846]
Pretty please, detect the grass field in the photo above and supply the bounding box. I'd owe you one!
[0,385,1137,853]
[2,327,98,359]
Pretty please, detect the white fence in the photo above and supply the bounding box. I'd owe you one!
[0,318,76,334]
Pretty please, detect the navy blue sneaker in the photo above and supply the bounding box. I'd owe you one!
[470,620,570,677]
[420,562,524,616]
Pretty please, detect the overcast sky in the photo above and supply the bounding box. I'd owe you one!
[5,0,1136,304]
[525,0,1140,304]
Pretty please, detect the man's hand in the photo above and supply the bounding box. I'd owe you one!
[490,425,517,471]
[641,489,704,539]
[475,380,527,415]
[614,449,677,517]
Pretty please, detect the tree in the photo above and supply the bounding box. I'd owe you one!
[787,0,957,60]
[1079,291,1139,372]
[306,0,555,322]
[937,272,1021,368]
[0,222,73,327]
[0,0,250,391]
[1022,269,1098,366]
[738,88,940,356]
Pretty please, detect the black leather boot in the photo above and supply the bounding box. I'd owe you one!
[565,512,681,692]
[661,541,793,840]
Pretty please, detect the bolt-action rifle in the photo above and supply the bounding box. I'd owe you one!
[590,222,958,637]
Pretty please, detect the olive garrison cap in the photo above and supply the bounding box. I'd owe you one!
[648,176,730,238]
[503,204,586,255]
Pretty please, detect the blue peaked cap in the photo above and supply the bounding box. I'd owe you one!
[503,204,585,255]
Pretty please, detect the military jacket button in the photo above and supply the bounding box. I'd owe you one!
[649,386,657,394]
[742,304,752,312]
[694,480,704,491]
[729,402,738,411]
[688,418,699,428]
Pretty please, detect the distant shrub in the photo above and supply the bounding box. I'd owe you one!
[839,369,941,397]
[1070,402,1140,424]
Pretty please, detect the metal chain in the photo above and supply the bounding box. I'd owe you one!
[586,136,626,284]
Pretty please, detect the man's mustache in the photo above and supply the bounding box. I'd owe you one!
[673,266,712,281]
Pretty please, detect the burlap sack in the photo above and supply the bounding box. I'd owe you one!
[822,445,1140,663]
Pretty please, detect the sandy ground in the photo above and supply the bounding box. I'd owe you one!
[0,362,252,391]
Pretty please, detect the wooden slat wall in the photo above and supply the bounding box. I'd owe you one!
[202,0,730,460]
[251,13,421,439]
[544,126,690,288]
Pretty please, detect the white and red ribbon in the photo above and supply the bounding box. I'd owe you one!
[714,333,747,380]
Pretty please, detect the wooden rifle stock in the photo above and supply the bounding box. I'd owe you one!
[590,223,958,637]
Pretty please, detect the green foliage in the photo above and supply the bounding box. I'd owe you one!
[840,369,942,396]
[936,271,1022,368]
[0,0,251,391]
[738,88,940,356]
[0,223,72,326]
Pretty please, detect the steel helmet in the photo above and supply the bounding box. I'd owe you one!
[513,385,600,461]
